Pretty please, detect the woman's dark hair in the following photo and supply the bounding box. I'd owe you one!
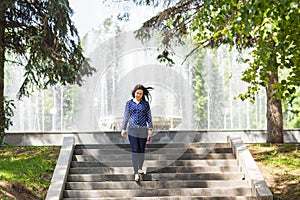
[131,84,154,102]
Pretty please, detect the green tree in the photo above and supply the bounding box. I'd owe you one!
[0,0,95,144]
[136,0,300,143]
[193,50,208,129]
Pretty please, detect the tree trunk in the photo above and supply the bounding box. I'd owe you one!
[0,2,5,144]
[266,71,284,143]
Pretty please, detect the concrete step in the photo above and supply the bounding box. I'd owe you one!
[63,187,252,198]
[75,143,231,149]
[67,172,245,182]
[68,166,240,174]
[71,159,238,167]
[65,180,249,190]
[63,197,256,200]
[72,153,236,161]
[73,147,233,154]
[61,142,256,199]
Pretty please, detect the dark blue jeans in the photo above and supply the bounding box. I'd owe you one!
[128,135,147,174]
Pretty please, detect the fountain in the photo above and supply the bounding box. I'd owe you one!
[74,30,195,131]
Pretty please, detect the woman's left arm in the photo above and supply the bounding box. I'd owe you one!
[146,102,153,137]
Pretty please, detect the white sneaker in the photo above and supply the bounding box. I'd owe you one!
[134,174,139,182]
[138,169,144,174]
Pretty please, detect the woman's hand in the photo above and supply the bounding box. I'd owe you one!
[148,129,152,137]
[147,129,152,142]
[120,130,127,138]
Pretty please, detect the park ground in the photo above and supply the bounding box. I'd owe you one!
[0,144,299,200]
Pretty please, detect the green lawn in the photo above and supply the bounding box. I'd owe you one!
[248,143,300,200]
[0,146,60,199]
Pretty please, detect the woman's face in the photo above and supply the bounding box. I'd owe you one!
[135,89,143,101]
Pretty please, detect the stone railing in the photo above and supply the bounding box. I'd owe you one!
[46,137,75,200]
[228,136,273,200]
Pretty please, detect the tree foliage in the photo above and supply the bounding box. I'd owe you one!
[3,0,94,97]
[0,0,95,144]
[137,0,300,100]
[135,0,300,143]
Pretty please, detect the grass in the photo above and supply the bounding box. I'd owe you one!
[0,146,60,199]
[248,143,300,200]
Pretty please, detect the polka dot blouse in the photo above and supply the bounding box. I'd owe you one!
[121,99,153,130]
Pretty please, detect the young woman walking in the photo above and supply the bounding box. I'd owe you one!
[120,84,153,182]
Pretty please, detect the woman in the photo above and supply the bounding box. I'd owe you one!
[120,84,153,182]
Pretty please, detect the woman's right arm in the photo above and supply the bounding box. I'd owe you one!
[121,101,130,137]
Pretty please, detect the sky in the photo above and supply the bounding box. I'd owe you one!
[69,0,159,38]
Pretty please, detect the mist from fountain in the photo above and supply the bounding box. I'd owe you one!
[5,30,267,133]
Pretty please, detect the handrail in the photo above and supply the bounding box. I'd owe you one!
[228,136,273,200]
[46,137,75,200]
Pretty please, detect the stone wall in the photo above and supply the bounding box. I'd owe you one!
[4,129,300,146]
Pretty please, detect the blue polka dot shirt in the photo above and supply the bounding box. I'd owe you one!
[121,99,153,130]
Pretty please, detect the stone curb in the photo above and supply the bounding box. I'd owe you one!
[46,137,75,200]
[228,136,273,200]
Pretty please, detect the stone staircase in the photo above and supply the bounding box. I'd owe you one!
[61,142,256,200]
